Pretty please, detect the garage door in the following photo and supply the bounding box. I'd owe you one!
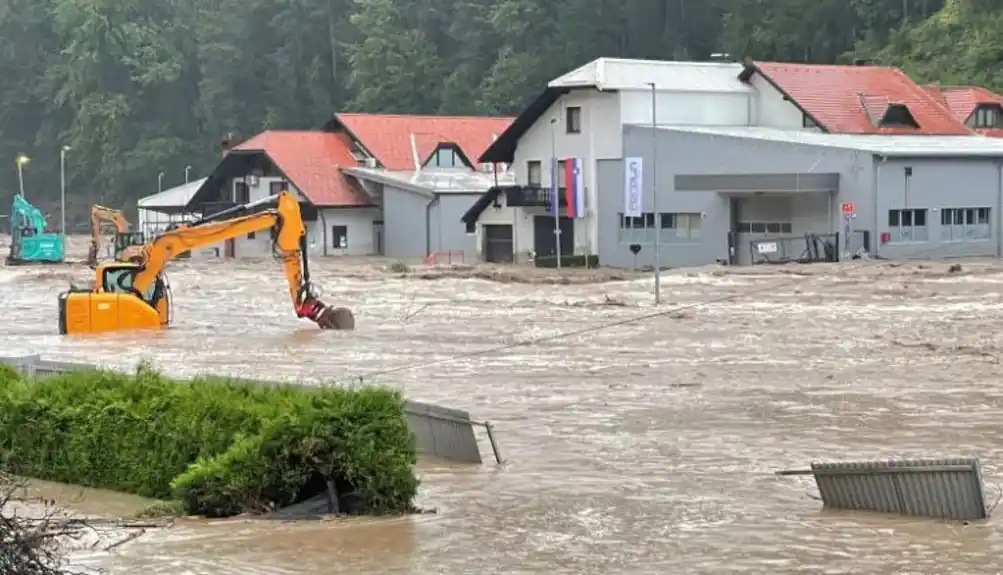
[483,224,513,263]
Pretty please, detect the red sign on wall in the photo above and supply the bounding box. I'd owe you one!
[841,202,855,213]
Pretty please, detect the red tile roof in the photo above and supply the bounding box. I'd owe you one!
[747,62,971,135]
[333,113,514,170]
[234,131,372,207]
[922,84,1003,137]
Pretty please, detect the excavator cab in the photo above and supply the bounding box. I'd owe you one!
[59,262,172,334]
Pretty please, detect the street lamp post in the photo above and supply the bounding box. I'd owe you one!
[15,155,29,198]
[645,81,661,305]
[158,171,165,194]
[549,117,561,269]
[60,146,70,236]
[185,165,192,183]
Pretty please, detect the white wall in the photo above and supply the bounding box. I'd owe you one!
[747,72,823,131]
[620,89,750,126]
[316,208,380,256]
[512,89,620,257]
[474,193,539,263]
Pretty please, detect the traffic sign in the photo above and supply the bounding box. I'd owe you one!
[841,202,855,213]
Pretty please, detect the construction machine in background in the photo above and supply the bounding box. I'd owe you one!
[58,190,354,334]
[87,205,146,265]
[6,194,65,265]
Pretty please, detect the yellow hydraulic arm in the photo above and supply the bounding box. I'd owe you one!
[88,205,140,264]
[131,191,350,328]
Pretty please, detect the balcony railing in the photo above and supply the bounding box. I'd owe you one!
[503,186,567,208]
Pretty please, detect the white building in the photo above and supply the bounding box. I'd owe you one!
[471,57,866,261]
[137,177,206,238]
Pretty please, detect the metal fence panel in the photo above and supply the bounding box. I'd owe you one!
[811,457,987,521]
[0,355,488,465]
[404,400,482,464]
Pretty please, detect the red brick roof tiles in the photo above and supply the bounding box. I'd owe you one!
[923,84,1003,137]
[333,113,514,170]
[234,131,372,207]
[749,61,971,135]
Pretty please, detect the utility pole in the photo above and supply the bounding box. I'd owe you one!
[185,165,192,183]
[550,117,561,269]
[646,81,661,304]
[60,146,70,236]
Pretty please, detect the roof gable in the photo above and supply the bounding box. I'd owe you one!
[747,61,971,135]
[329,113,514,171]
[922,84,1003,136]
[232,131,372,207]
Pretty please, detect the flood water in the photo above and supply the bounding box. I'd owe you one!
[3,235,1003,573]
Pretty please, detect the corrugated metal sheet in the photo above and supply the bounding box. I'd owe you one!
[811,457,988,520]
[654,125,1003,157]
[0,355,488,465]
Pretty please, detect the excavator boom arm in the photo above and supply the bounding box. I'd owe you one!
[132,191,315,318]
[89,205,131,262]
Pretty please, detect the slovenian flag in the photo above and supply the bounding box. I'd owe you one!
[564,157,584,218]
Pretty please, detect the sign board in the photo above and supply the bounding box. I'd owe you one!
[841,202,855,213]
[623,157,643,218]
[756,242,778,254]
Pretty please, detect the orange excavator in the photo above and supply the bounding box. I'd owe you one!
[87,205,145,265]
[58,190,354,334]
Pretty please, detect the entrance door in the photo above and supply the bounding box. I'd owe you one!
[483,224,513,263]
[533,215,573,257]
[732,196,793,265]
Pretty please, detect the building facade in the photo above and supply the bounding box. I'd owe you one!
[470,57,1003,267]
[598,125,1003,268]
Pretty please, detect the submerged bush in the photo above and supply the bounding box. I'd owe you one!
[0,364,418,517]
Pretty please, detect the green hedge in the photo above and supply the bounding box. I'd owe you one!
[0,364,419,517]
[534,254,599,268]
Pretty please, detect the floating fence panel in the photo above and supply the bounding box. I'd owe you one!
[810,457,988,521]
[0,355,500,465]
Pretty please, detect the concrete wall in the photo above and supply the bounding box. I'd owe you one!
[746,72,823,131]
[597,126,873,268]
[620,88,751,126]
[874,158,1003,259]
[317,207,380,256]
[383,186,479,260]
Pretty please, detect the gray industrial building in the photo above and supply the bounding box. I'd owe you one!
[594,125,1003,268]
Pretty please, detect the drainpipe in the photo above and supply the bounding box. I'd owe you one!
[319,208,329,256]
[997,162,1002,258]
[425,194,440,257]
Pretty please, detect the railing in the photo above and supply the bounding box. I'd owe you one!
[422,250,465,265]
[0,355,503,465]
[503,186,566,208]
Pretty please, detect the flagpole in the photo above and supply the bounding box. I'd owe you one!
[550,117,561,269]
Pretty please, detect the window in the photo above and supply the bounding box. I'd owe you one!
[973,105,1003,129]
[660,213,702,241]
[527,161,542,186]
[332,225,348,249]
[736,222,793,234]
[234,181,250,204]
[556,159,567,189]
[566,107,581,133]
[941,207,990,241]
[426,147,462,168]
[802,114,819,129]
[270,181,285,196]
[618,212,701,244]
[247,231,256,239]
[887,208,928,242]
[878,104,920,129]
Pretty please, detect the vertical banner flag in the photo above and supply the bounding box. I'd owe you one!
[549,156,559,217]
[564,157,585,218]
[624,157,643,218]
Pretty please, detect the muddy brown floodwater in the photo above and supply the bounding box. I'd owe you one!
[3,236,1003,573]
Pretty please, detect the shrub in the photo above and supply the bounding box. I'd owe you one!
[534,254,599,268]
[0,364,418,518]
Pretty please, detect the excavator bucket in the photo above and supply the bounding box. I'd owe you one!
[314,306,355,330]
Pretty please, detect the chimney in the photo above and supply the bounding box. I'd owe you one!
[220,132,235,157]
